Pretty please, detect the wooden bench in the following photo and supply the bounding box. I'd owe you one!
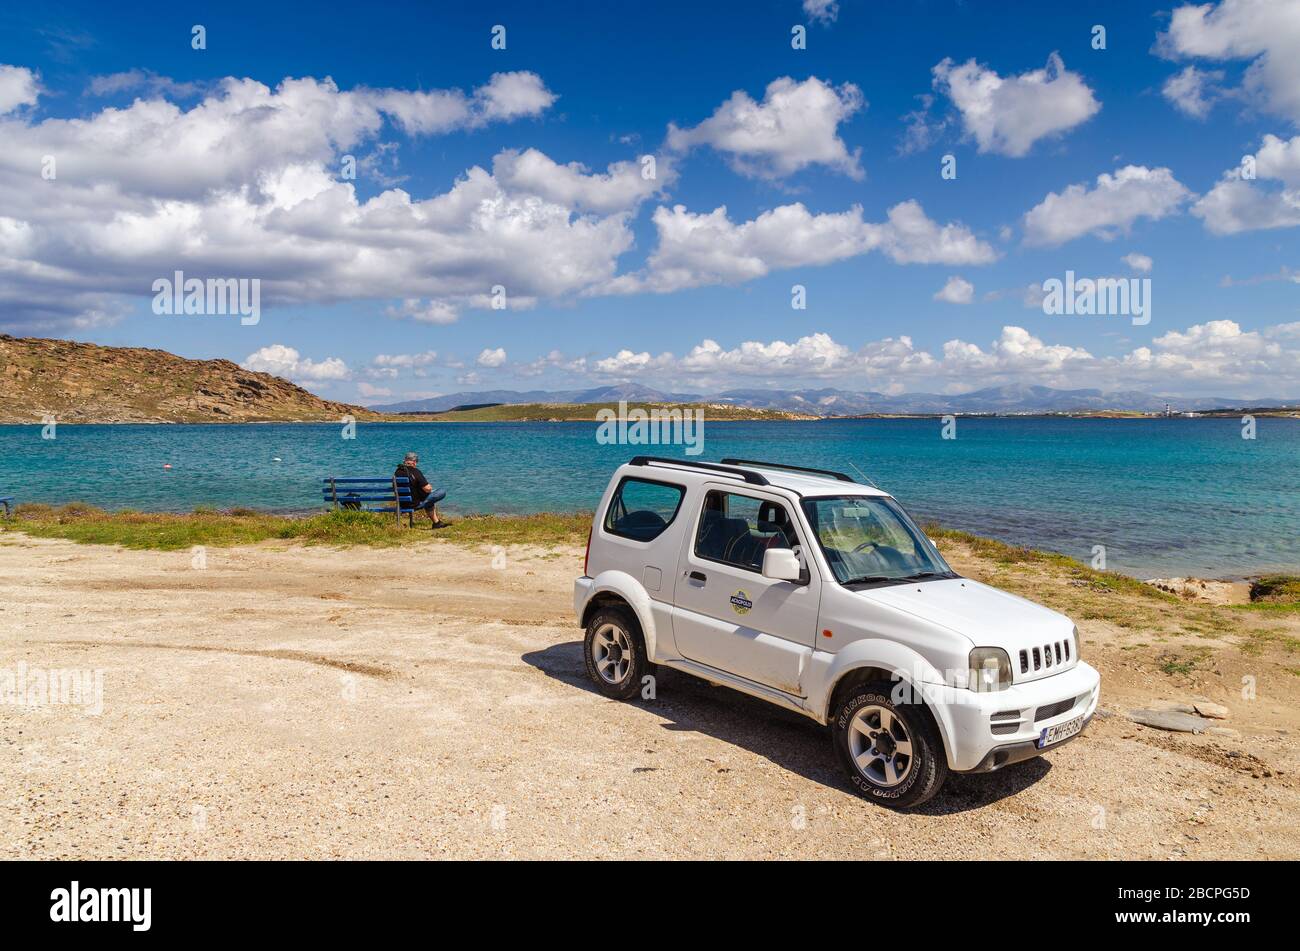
[321,477,415,527]
[0,496,12,518]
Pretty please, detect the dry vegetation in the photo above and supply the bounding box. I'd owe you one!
[0,335,377,423]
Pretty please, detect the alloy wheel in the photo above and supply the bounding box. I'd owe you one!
[848,704,915,787]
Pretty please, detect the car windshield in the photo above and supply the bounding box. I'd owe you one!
[800,495,954,586]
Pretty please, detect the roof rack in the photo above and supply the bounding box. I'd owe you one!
[628,456,769,486]
[720,458,856,483]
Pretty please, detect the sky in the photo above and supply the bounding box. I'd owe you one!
[1,0,1299,403]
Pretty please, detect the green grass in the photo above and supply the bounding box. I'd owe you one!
[1250,575,1300,604]
[1228,575,1300,615]
[1239,627,1300,656]
[923,524,1179,602]
[2,503,592,551]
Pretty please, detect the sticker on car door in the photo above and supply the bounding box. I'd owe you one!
[729,590,753,615]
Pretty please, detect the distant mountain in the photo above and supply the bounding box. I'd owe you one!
[369,382,1298,416]
[375,389,579,414]
[374,383,702,414]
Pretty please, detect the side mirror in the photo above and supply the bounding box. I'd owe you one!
[762,547,802,582]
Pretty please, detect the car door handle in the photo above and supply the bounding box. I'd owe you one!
[687,570,707,583]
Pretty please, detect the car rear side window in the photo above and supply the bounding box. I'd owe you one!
[694,490,797,572]
[603,477,686,542]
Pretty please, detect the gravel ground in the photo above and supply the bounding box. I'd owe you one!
[2,533,1297,859]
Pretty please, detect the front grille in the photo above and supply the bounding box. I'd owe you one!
[1019,638,1073,675]
[1035,695,1079,722]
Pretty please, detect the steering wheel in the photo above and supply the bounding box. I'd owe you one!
[852,540,881,554]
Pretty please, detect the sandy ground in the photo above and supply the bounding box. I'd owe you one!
[2,532,1298,860]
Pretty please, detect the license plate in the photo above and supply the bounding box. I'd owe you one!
[1037,714,1085,749]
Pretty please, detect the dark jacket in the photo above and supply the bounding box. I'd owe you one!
[395,464,430,504]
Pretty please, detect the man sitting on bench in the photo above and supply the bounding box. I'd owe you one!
[395,452,447,527]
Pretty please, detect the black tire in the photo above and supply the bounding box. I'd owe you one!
[831,681,948,809]
[583,606,649,701]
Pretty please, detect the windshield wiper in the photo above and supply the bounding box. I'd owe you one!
[841,574,894,585]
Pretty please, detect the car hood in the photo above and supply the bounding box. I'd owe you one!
[857,577,1074,653]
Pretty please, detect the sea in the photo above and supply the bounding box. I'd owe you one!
[1,417,1296,579]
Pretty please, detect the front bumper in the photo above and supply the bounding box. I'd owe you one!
[963,715,1092,773]
[936,660,1101,772]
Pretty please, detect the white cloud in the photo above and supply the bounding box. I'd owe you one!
[577,320,1300,395]
[934,275,974,304]
[1157,0,1300,125]
[803,0,839,24]
[356,381,393,398]
[666,76,865,179]
[87,69,204,100]
[1123,252,1154,273]
[0,65,657,333]
[593,349,677,375]
[1256,131,1300,184]
[0,65,38,114]
[476,347,507,367]
[242,344,349,381]
[384,300,460,325]
[931,52,1100,157]
[603,199,996,294]
[363,71,555,135]
[372,350,438,368]
[474,71,557,122]
[1161,65,1227,119]
[1,68,555,201]
[1192,132,1300,234]
[1192,177,1300,234]
[897,94,948,155]
[586,327,1088,385]
[1122,320,1292,388]
[682,333,852,375]
[516,349,585,377]
[492,147,669,215]
[1022,165,1193,247]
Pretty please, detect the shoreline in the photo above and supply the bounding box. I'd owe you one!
[3,504,1296,587]
[2,407,1300,426]
[2,411,1299,425]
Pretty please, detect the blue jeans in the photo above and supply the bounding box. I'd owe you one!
[413,489,446,512]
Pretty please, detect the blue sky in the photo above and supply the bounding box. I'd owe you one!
[1,0,1298,401]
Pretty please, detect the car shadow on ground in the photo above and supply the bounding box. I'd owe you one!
[521,640,1051,816]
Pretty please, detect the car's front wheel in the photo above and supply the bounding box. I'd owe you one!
[831,682,948,809]
[583,606,648,700]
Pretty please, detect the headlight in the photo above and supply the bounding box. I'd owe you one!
[968,647,1012,692]
[1072,625,1082,661]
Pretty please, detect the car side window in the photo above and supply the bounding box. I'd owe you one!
[694,490,797,572]
[603,477,685,542]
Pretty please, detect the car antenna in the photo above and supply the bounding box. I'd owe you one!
[847,461,878,488]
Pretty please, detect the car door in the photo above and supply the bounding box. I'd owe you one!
[671,486,820,696]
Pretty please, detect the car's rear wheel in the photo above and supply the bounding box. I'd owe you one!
[832,682,947,809]
[583,606,648,700]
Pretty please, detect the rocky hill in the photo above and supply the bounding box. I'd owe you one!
[0,335,376,423]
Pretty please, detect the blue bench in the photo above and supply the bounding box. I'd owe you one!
[0,496,12,518]
[321,477,415,527]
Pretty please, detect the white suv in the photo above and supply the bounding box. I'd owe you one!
[574,457,1100,809]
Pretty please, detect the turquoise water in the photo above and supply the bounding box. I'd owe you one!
[1,418,1296,578]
